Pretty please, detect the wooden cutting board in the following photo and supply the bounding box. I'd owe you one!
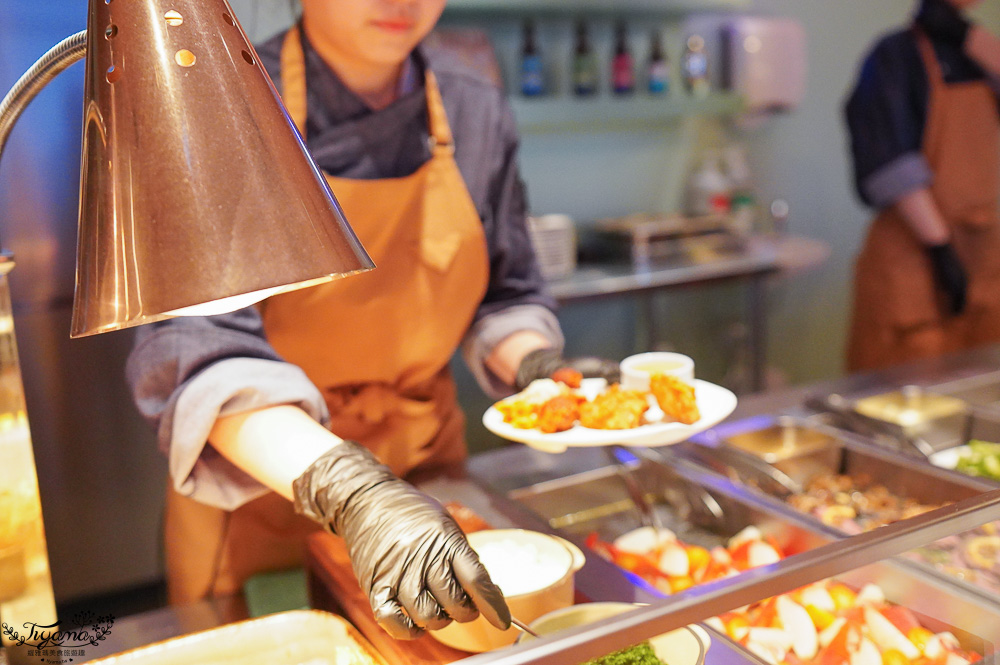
[306,532,473,665]
[305,503,492,665]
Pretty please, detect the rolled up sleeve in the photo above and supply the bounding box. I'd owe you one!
[126,309,328,510]
[462,304,563,398]
[844,33,931,208]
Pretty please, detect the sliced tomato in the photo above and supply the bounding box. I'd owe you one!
[752,597,779,628]
[816,621,862,665]
[880,606,921,639]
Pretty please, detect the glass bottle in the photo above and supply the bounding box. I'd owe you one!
[572,20,598,97]
[682,33,710,98]
[520,19,545,97]
[646,30,670,95]
[611,21,635,96]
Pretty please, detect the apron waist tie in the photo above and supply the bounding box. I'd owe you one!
[325,379,439,424]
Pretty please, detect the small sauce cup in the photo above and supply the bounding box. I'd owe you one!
[620,352,695,391]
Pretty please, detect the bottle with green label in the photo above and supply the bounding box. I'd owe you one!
[572,20,598,97]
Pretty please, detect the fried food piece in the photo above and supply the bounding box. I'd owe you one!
[538,394,584,433]
[495,398,540,430]
[580,384,649,430]
[550,367,583,389]
[649,374,700,425]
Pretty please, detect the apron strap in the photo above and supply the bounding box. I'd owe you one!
[424,71,455,155]
[912,26,946,91]
[280,25,309,133]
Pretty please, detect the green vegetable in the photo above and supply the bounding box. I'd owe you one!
[582,641,664,665]
[955,440,1000,482]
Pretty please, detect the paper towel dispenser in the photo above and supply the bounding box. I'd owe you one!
[721,16,807,115]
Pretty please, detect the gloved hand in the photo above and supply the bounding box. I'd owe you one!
[293,441,510,639]
[927,242,967,315]
[916,0,971,45]
[514,347,621,390]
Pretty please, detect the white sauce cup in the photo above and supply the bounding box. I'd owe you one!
[620,352,695,391]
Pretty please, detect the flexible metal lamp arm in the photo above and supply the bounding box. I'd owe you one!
[0,32,87,161]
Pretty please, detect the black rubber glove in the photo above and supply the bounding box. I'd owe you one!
[293,441,510,639]
[514,347,621,390]
[916,0,971,45]
[927,242,967,315]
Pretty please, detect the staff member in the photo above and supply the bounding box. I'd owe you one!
[127,0,615,640]
[845,0,1000,371]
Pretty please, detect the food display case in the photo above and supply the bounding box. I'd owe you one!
[455,443,1000,665]
[65,347,1000,665]
[679,415,1000,600]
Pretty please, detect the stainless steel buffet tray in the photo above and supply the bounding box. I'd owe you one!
[681,414,994,500]
[677,415,1000,604]
[492,448,1000,660]
[928,370,1000,413]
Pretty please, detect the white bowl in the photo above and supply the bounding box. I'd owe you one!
[520,602,709,665]
[620,352,695,391]
[430,529,585,653]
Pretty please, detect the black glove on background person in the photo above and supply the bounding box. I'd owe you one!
[916,0,971,45]
[292,441,510,639]
[514,347,621,390]
[927,242,967,315]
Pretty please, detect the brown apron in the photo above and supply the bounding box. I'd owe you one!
[847,28,1000,372]
[163,27,490,603]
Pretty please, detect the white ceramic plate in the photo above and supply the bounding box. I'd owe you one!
[483,378,737,453]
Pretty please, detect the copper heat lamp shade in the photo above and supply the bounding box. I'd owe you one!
[72,0,374,337]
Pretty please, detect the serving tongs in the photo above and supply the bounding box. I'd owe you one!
[805,392,936,459]
[670,438,803,499]
[605,445,729,533]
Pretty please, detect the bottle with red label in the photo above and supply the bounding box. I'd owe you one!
[611,21,635,96]
[684,149,731,217]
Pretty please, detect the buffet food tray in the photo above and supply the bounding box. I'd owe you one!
[678,415,1000,603]
[502,450,1000,659]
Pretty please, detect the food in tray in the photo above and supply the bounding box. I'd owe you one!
[495,370,699,434]
[582,641,663,665]
[586,526,982,665]
[785,474,943,534]
[587,525,784,595]
[780,472,1000,596]
[703,580,983,665]
[953,439,1000,482]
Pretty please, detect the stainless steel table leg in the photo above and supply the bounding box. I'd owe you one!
[746,275,767,392]
[638,293,655,353]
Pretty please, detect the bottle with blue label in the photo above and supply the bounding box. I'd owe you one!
[646,30,669,95]
[520,20,545,97]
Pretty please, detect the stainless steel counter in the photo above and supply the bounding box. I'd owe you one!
[548,235,829,392]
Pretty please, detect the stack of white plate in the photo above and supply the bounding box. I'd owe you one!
[528,214,577,280]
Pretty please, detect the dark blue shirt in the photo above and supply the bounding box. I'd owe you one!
[844,27,996,208]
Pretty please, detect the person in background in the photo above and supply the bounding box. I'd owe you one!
[126,0,617,640]
[845,0,1000,371]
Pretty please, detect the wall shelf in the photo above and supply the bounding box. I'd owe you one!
[509,92,743,133]
[444,0,749,18]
